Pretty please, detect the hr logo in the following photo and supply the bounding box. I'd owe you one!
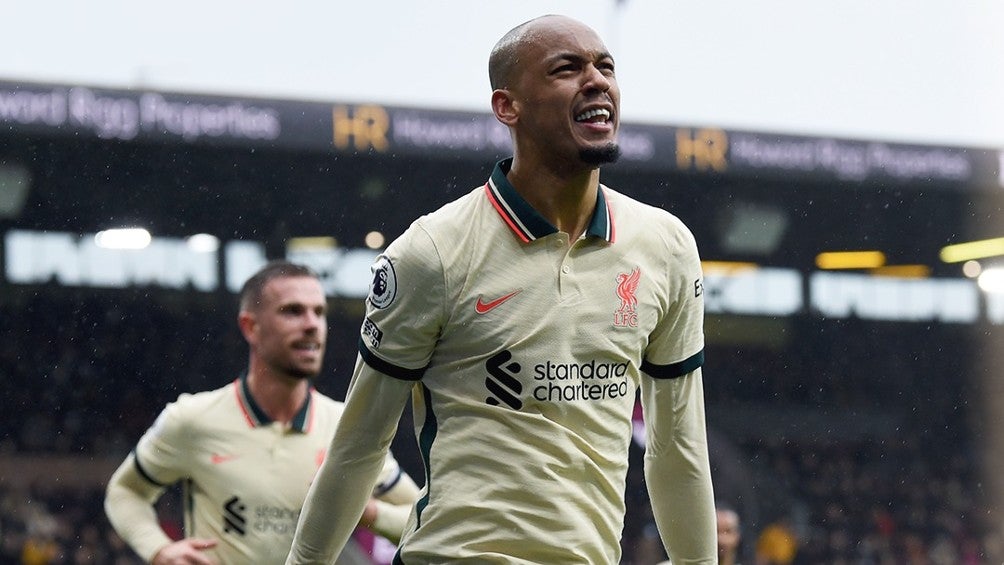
[484,350,523,410]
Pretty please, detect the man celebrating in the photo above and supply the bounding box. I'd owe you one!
[105,261,419,564]
[287,14,716,564]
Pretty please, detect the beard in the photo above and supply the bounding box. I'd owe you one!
[278,359,321,380]
[285,368,318,380]
[579,142,621,166]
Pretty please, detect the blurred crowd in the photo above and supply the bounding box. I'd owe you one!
[0,290,999,563]
[0,483,146,564]
[619,318,999,564]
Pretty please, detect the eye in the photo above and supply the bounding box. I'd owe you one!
[283,304,305,316]
[550,59,579,75]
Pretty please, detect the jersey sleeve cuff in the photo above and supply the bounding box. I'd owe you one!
[640,349,704,380]
[358,337,427,381]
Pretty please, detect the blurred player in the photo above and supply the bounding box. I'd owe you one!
[286,14,716,564]
[717,504,743,565]
[105,260,419,564]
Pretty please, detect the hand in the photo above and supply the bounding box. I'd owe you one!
[151,538,219,565]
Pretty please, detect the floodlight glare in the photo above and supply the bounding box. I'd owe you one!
[187,233,220,253]
[940,237,1004,263]
[815,251,886,270]
[94,228,152,250]
[364,231,386,249]
[977,267,1004,294]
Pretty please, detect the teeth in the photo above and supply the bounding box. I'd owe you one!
[575,108,610,122]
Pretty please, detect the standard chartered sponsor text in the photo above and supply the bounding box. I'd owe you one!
[532,359,631,401]
[253,505,300,534]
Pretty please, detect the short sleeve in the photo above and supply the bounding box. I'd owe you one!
[641,219,705,379]
[133,397,193,486]
[358,222,448,380]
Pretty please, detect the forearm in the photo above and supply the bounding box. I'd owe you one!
[642,370,716,564]
[288,442,385,563]
[286,367,412,564]
[645,442,715,563]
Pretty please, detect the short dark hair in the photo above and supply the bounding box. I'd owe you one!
[239,260,319,313]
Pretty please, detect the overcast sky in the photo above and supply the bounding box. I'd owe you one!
[4,0,1003,148]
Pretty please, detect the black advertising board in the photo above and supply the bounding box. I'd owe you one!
[1,79,999,191]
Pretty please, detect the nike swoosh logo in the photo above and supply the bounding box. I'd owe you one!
[210,453,240,465]
[475,290,521,314]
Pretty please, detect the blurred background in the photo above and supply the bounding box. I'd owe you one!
[1,1,1002,563]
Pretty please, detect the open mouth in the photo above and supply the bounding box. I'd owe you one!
[575,108,611,124]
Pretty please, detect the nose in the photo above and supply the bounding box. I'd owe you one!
[583,64,612,93]
[303,310,324,332]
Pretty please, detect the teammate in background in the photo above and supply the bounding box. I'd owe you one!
[105,260,419,565]
[287,14,715,564]
[717,504,743,565]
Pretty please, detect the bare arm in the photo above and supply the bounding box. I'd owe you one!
[641,369,716,564]
[286,364,413,564]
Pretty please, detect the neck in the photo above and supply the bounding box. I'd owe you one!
[245,365,310,424]
[507,156,600,242]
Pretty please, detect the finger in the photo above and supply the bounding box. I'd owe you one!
[190,538,219,550]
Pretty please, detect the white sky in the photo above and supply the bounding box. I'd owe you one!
[3,0,1003,148]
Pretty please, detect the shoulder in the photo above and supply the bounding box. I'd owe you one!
[309,389,345,413]
[137,383,236,453]
[308,390,347,430]
[170,382,234,411]
[156,383,235,429]
[383,185,485,272]
[603,186,697,250]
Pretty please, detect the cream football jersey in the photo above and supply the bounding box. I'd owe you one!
[357,159,705,564]
[133,375,404,564]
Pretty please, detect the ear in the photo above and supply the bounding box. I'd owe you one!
[237,311,257,343]
[491,89,518,127]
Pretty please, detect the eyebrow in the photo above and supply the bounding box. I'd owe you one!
[548,51,615,65]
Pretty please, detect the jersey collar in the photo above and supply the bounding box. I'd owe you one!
[235,372,313,433]
[484,158,615,244]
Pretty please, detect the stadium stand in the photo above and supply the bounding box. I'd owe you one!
[2,80,1002,563]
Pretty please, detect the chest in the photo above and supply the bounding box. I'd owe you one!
[189,423,328,503]
[443,237,666,355]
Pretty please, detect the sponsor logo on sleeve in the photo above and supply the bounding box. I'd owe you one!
[362,317,383,348]
[368,255,397,309]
